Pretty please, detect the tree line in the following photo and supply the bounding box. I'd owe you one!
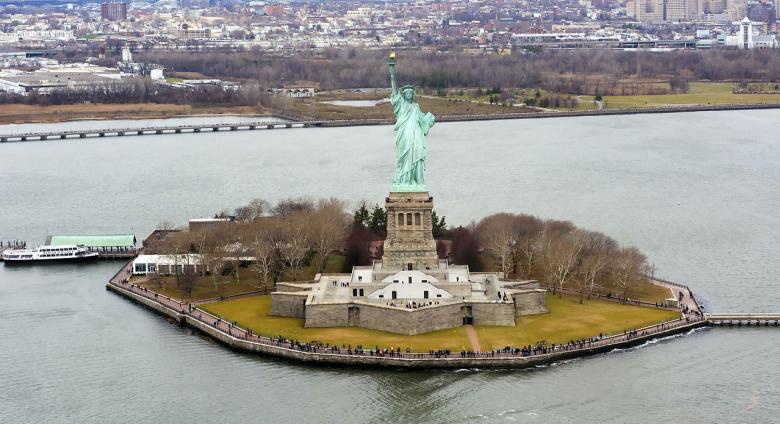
[0,79,277,108]
[471,213,651,303]
[146,197,351,296]
[138,48,780,95]
[146,197,651,302]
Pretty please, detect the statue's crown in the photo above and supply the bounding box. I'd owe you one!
[400,85,416,92]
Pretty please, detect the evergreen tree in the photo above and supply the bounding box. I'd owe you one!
[369,205,387,233]
[353,203,370,228]
[431,210,447,237]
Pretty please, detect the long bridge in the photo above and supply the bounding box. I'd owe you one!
[0,120,316,142]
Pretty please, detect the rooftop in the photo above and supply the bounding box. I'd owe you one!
[48,234,136,247]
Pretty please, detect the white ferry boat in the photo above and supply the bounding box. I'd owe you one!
[2,244,99,263]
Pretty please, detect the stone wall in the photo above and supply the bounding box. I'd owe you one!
[513,290,548,315]
[276,282,316,293]
[305,303,350,327]
[305,300,517,335]
[383,191,439,270]
[434,282,472,298]
[471,302,516,326]
[357,303,465,335]
[270,292,308,318]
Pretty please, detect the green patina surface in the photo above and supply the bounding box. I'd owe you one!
[389,56,435,192]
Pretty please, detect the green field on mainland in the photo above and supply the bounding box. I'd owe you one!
[569,82,780,111]
[200,293,679,352]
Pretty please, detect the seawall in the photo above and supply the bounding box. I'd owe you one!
[106,280,707,369]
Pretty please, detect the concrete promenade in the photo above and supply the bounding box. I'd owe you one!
[106,260,708,369]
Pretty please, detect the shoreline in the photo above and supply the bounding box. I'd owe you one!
[315,102,780,127]
[105,260,708,370]
[3,103,779,142]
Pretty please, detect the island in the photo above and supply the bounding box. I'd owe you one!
[105,55,706,368]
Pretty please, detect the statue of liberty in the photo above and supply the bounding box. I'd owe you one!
[388,52,435,192]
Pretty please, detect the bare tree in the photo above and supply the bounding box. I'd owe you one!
[272,197,315,217]
[611,247,647,301]
[308,198,350,273]
[278,211,310,280]
[148,271,163,289]
[251,228,277,292]
[511,214,543,279]
[194,226,231,297]
[161,231,193,284]
[234,198,270,222]
[542,225,584,297]
[475,213,516,276]
[177,267,198,299]
[576,231,617,303]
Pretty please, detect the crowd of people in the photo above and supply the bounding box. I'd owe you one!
[2,240,26,249]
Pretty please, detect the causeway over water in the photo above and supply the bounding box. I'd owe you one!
[2,109,780,422]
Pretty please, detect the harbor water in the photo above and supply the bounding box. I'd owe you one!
[1,110,779,423]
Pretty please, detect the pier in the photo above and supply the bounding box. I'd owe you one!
[705,313,780,326]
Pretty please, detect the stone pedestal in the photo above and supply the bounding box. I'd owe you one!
[382,191,439,270]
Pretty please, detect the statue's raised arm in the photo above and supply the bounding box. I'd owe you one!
[387,53,435,193]
[388,52,398,96]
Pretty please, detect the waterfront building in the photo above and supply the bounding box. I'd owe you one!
[131,254,203,275]
[47,234,136,255]
[188,217,236,232]
[0,69,127,95]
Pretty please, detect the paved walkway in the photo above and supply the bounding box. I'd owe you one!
[464,325,482,352]
[650,278,703,317]
[108,261,705,362]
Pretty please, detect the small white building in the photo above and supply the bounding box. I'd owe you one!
[367,271,453,300]
[132,254,203,275]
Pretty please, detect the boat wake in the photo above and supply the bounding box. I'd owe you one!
[609,326,711,354]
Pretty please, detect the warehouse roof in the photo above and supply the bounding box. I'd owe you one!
[48,234,136,247]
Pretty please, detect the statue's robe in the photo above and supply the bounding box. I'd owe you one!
[391,90,435,187]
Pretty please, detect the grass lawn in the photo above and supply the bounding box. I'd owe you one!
[579,279,672,305]
[200,293,678,352]
[475,294,679,351]
[602,92,780,108]
[136,273,262,302]
[553,82,780,111]
[202,295,472,351]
